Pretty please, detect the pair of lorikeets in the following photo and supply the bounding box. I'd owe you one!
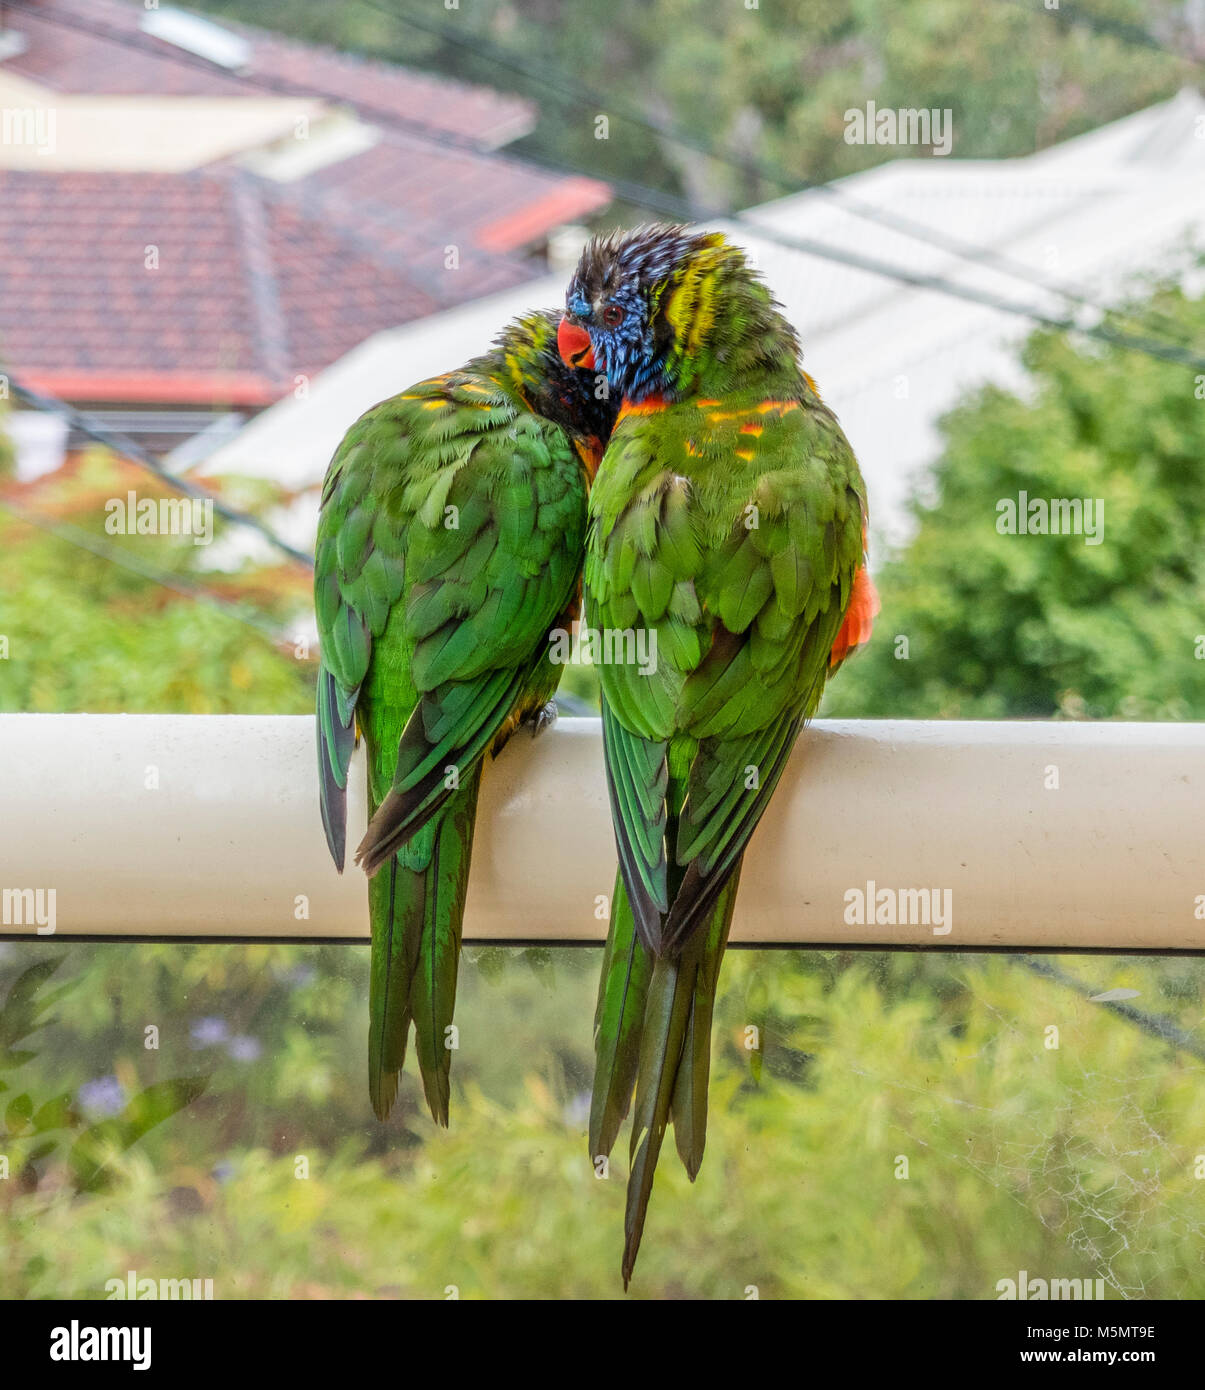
[314,223,877,1287]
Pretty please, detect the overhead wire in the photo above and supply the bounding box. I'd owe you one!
[1,0,1200,626]
[381,0,1203,354]
[0,496,306,650]
[5,378,314,568]
[10,0,1205,373]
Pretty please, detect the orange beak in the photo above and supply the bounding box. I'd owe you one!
[557,317,595,370]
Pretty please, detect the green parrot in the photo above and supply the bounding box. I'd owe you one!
[557,226,878,1285]
[315,310,616,1125]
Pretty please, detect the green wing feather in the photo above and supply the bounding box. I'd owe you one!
[316,371,588,1121]
[598,703,669,949]
[355,405,586,875]
[314,413,405,869]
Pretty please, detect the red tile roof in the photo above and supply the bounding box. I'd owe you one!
[0,168,471,405]
[5,0,535,144]
[296,133,608,262]
[2,0,610,253]
[0,1,612,406]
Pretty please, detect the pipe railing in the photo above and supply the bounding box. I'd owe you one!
[0,715,1201,950]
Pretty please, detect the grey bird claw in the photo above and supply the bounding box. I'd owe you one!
[530,700,558,737]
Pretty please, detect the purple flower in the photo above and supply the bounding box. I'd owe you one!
[77,1075,126,1118]
[190,1016,229,1048]
[212,1160,237,1184]
[563,1091,591,1129]
[227,1035,262,1062]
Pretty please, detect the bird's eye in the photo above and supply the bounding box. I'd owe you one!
[601,304,625,328]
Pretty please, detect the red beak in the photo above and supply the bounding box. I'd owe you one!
[557,316,595,370]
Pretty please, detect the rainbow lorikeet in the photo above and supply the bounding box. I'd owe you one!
[315,311,616,1124]
[558,226,878,1285]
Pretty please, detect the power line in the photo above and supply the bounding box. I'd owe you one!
[381,0,1201,354]
[0,496,307,651]
[5,375,314,568]
[597,174,1205,370]
[720,216,1205,371]
[1020,955,1205,1065]
[11,3,1205,373]
[996,0,1205,64]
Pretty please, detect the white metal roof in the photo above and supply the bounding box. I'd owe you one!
[206,89,1205,556]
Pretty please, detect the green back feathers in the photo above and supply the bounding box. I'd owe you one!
[652,233,803,399]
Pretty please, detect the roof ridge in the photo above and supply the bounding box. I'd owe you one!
[34,0,535,134]
[226,170,292,392]
[251,171,518,308]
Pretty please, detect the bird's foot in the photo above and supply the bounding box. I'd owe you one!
[528,700,558,738]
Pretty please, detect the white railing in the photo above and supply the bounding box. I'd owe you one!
[0,715,1201,949]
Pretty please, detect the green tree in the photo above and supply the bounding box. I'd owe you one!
[0,448,313,714]
[192,0,1192,207]
[828,278,1205,721]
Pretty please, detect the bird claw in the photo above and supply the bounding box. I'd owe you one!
[529,700,558,738]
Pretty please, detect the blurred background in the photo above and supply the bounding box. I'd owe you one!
[0,0,1203,1298]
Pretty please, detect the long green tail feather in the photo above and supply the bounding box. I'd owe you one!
[620,868,741,1289]
[410,768,481,1126]
[368,855,421,1121]
[589,872,654,1163]
[670,867,741,1178]
[367,768,481,1125]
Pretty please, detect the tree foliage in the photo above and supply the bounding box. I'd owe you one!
[3,940,1203,1298]
[829,279,1205,721]
[0,449,313,714]
[192,0,1192,207]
